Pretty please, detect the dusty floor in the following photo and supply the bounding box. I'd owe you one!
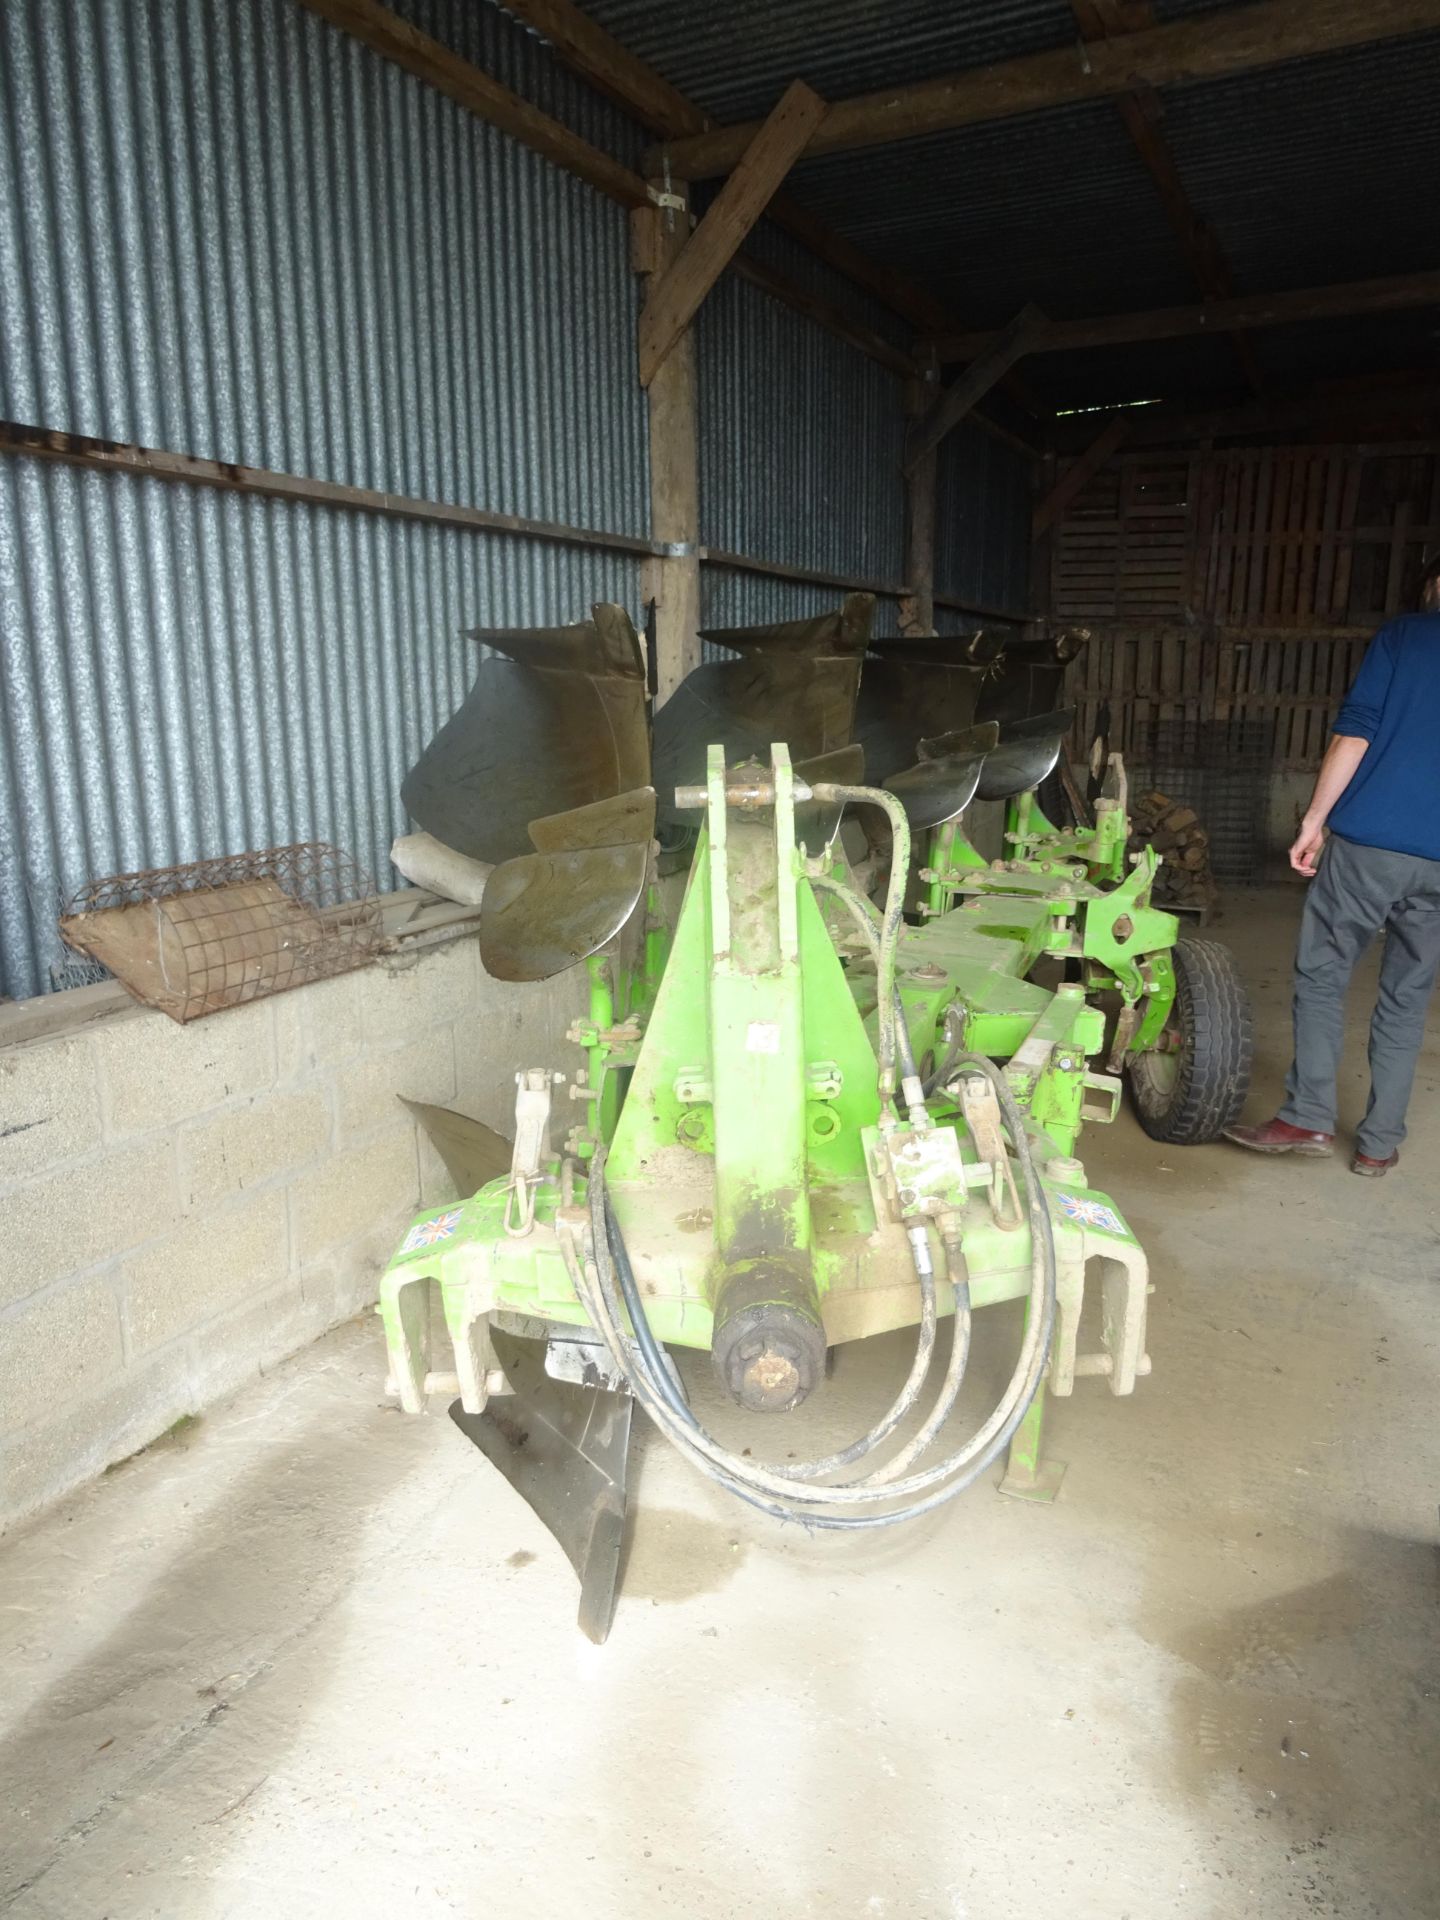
[2,885,1437,1920]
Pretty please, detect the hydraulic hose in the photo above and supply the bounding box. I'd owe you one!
[576,1054,1055,1530]
[810,782,911,1104]
[809,869,922,1089]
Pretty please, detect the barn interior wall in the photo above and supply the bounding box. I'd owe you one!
[1053,439,1439,866]
[0,0,1039,1526]
[934,423,1036,629]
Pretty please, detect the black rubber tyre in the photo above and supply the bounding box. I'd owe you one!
[1127,936,1254,1145]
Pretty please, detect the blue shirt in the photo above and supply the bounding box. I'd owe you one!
[1328,612,1440,861]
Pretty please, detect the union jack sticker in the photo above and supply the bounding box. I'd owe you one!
[399,1207,464,1255]
[1055,1193,1124,1234]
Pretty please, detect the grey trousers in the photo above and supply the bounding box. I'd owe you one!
[1280,832,1440,1155]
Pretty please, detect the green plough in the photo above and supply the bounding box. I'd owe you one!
[381,597,1253,1637]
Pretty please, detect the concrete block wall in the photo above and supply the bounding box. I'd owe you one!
[0,935,583,1530]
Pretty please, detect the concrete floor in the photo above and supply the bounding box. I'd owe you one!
[2,885,1437,1920]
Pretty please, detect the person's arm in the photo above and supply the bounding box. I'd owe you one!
[1289,624,1397,875]
[1290,734,1369,874]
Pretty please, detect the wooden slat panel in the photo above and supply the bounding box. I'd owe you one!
[1314,452,1345,622]
[1053,441,1434,787]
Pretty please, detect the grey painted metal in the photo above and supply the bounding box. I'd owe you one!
[0,0,646,1000]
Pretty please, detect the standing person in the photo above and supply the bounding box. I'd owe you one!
[1225,554,1440,1176]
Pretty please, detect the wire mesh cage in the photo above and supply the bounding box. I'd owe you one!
[1130,718,1276,885]
[59,843,383,1022]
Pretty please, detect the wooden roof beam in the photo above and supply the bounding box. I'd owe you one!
[638,82,827,386]
[1069,0,1265,394]
[906,304,1049,470]
[929,269,1440,362]
[302,1,920,383]
[497,0,1060,432]
[299,0,649,205]
[651,0,1440,177]
[1032,414,1133,535]
[497,0,954,340]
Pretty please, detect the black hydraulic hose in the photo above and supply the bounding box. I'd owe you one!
[605,1172,941,1481]
[593,1188,1041,1531]
[924,1032,962,1099]
[602,1188,696,1430]
[772,1226,940,1482]
[594,878,938,1488]
[577,1055,1057,1530]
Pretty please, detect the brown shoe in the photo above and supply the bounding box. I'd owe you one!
[1352,1148,1399,1177]
[1222,1116,1334,1156]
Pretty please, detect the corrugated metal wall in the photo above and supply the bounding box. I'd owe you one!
[699,568,899,641]
[0,0,646,999]
[695,225,908,589]
[0,0,1036,1001]
[934,424,1036,627]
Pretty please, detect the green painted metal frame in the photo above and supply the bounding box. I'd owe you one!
[378,744,1158,1494]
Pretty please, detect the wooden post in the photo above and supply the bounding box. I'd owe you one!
[901,363,939,636]
[638,80,827,388]
[634,183,701,704]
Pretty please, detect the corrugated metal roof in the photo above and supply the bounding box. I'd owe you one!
[576,1,1440,409]
[402,0,645,159]
[577,0,1080,127]
[1031,333,1242,410]
[787,100,1200,329]
[1251,310,1440,393]
[1159,32,1440,297]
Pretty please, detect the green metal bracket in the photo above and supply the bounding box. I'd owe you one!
[1077,847,1177,1000]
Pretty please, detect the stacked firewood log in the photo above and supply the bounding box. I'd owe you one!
[1128,789,1218,914]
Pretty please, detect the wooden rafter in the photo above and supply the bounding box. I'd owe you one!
[497,0,952,340]
[906,305,1049,470]
[1069,0,1264,394]
[299,0,649,206]
[495,0,704,139]
[495,0,1050,433]
[929,270,1440,363]
[638,81,828,386]
[299,0,915,381]
[652,0,1440,177]
[1032,415,1133,536]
